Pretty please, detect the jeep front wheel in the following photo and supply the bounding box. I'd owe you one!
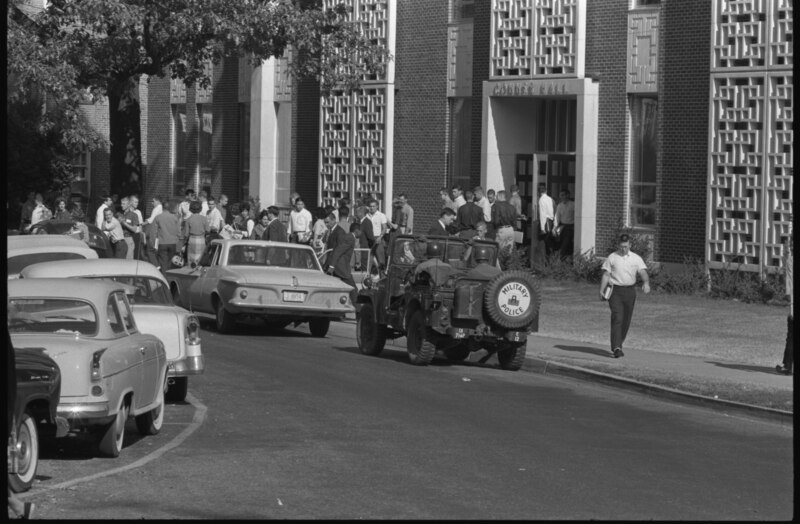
[484,271,541,330]
[498,342,527,371]
[406,311,436,365]
[357,306,387,356]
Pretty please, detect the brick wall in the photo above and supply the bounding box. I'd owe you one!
[471,0,491,191]
[293,78,321,207]
[658,0,711,263]
[585,0,630,255]
[213,57,243,203]
[144,75,171,214]
[394,0,449,231]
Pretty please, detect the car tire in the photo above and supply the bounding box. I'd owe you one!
[484,271,541,330]
[166,376,188,403]
[357,306,387,356]
[9,412,39,493]
[406,311,436,366]
[135,385,165,435]
[444,344,471,362]
[98,401,129,458]
[309,318,330,337]
[497,342,527,371]
[215,300,236,334]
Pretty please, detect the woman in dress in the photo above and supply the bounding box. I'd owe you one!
[183,200,209,266]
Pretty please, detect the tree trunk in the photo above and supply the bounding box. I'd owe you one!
[107,77,143,199]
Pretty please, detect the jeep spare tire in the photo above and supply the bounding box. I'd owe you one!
[483,271,540,330]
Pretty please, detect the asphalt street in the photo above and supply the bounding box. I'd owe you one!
[22,319,794,519]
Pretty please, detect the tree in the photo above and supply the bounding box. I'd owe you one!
[7,0,106,204]
[23,0,389,198]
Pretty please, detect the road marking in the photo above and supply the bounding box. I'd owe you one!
[20,393,208,497]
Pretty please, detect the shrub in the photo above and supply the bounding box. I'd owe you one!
[535,252,574,280]
[708,265,774,304]
[501,245,529,271]
[650,257,709,295]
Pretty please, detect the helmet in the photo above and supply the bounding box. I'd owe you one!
[426,242,442,258]
[475,246,490,263]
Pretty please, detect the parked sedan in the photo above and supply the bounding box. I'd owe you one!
[166,239,355,336]
[7,234,99,279]
[28,219,112,258]
[21,259,204,402]
[7,278,168,458]
[8,339,69,492]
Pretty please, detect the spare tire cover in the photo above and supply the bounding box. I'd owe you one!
[483,270,540,330]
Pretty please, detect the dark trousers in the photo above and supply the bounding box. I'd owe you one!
[133,232,146,261]
[334,269,358,305]
[782,315,793,370]
[608,285,637,351]
[558,224,574,260]
[157,244,177,274]
[111,239,128,259]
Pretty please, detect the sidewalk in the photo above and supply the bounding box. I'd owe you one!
[522,334,793,423]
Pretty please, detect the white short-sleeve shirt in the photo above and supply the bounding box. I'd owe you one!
[602,251,647,286]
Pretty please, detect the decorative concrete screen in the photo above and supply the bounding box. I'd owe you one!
[320,0,393,208]
[707,0,793,272]
[490,0,580,78]
[626,8,659,93]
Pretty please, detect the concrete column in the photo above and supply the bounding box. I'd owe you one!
[574,80,599,257]
[249,58,278,206]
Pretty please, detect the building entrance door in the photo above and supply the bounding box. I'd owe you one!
[547,154,575,199]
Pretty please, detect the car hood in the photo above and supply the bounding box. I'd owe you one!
[224,267,353,291]
[131,305,183,362]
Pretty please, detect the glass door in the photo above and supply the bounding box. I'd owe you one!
[547,154,575,199]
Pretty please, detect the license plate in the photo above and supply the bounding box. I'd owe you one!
[282,291,306,303]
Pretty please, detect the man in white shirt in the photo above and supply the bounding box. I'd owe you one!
[143,196,163,225]
[178,189,195,232]
[554,189,576,260]
[367,199,388,240]
[95,194,113,229]
[473,186,492,224]
[451,185,466,210]
[205,196,224,234]
[599,234,650,359]
[537,183,556,255]
[287,198,313,244]
[199,190,209,215]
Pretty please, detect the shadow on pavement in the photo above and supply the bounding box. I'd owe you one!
[705,361,784,374]
[553,344,614,358]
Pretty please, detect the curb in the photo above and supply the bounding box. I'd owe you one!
[525,357,793,424]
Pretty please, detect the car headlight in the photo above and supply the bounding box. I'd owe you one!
[239,290,248,299]
[340,295,349,305]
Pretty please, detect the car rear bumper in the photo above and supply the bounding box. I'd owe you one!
[57,401,112,426]
[227,300,351,318]
[168,355,205,377]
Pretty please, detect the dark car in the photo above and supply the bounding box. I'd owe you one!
[9,345,69,492]
[28,219,112,258]
[355,234,541,370]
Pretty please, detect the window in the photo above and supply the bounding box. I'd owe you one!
[239,103,251,202]
[451,0,475,21]
[71,148,91,198]
[632,0,660,7]
[198,104,213,191]
[172,104,190,197]
[275,103,292,206]
[113,293,136,333]
[629,97,658,227]
[448,98,472,190]
[107,295,125,335]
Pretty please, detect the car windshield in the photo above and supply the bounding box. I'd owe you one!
[227,245,321,270]
[85,276,172,306]
[8,298,98,336]
[7,252,89,277]
[391,238,468,265]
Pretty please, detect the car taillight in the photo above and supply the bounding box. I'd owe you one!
[91,349,107,382]
[186,316,201,344]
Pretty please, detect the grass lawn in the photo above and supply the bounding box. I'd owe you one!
[536,280,789,367]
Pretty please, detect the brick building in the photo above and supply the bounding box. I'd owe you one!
[76,0,792,273]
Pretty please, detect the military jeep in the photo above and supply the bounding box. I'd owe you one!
[355,234,540,370]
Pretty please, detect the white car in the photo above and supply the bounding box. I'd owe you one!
[21,259,204,402]
[8,278,167,458]
[7,234,98,279]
